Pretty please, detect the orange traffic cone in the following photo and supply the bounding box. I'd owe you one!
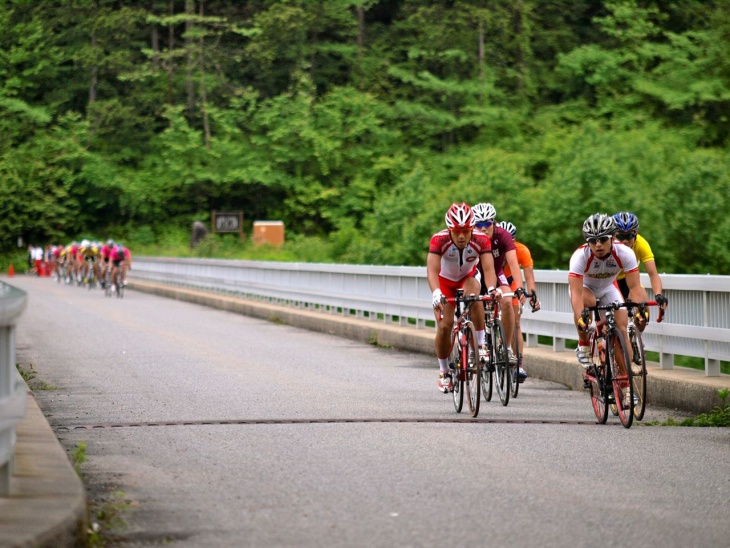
[8,264,14,277]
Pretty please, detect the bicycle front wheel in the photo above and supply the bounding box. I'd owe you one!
[449,330,463,413]
[481,338,494,403]
[609,329,633,429]
[629,324,647,421]
[588,333,609,423]
[463,323,480,417]
[510,323,521,398]
[492,319,510,406]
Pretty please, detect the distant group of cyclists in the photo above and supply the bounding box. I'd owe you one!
[428,203,668,401]
[38,239,132,292]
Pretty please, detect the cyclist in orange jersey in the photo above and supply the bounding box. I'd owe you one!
[498,221,541,383]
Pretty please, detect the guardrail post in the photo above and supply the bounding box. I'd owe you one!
[0,282,28,497]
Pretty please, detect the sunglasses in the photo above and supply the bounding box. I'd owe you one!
[475,221,494,229]
[616,232,636,241]
[449,228,473,236]
[586,236,611,244]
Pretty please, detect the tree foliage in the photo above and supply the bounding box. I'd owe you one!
[1,0,728,273]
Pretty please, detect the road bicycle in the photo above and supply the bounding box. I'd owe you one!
[445,290,488,417]
[510,300,524,398]
[581,302,635,428]
[625,300,664,421]
[105,267,124,298]
[481,291,514,407]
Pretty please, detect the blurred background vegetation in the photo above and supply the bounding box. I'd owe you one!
[1,0,729,273]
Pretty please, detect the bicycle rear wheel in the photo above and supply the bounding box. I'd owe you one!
[463,323,480,417]
[609,329,633,429]
[492,319,510,406]
[449,330,463,413]
[629,324,647,421]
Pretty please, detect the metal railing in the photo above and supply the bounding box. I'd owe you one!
[131,258,730,377]
[0,282,28,496]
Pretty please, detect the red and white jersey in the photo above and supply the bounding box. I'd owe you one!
[569,243,639,292]
[429,230,491,282]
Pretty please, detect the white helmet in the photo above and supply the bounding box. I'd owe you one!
[81,239,90,248]
[472,203,496,223]
[497,221,517,238]
[582,213,615,239]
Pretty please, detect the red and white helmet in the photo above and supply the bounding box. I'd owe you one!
[444,202,475,229]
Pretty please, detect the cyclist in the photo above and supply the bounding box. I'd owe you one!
[110,242,132,291]
[428,203,499,393]
[100,239,115,288]
[498,221,541,382]
[79,239,101,285]
[569,213,647,405]
[66,241,80,284]
[471,203,527,367]
[612,211,668,324]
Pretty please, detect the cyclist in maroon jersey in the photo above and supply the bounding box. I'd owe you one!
[472,203,527,366]
[428,203,500,393]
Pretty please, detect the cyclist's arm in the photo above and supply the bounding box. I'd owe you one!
[426,252,442,293]
[568,275,585,327]
[479,251,497,290]
[625,269,648,305]
[523,265,537,295]
[643,259,662,298]
[504,249,525,300]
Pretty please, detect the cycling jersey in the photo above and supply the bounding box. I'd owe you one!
[615,234,654,281]
[569,243,639,295]
[429,230,491,282]
[111,246,130,262]
[486,226,516,276]
[80,244,99,259]
[503,241,533,280]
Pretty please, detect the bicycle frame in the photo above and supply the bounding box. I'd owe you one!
[445,290,490,417]
[482,292,514,406]
[582,301,650,429]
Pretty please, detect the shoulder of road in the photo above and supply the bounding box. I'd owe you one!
[4,279,729,547]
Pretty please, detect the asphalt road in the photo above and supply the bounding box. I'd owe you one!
[11,276,730,547]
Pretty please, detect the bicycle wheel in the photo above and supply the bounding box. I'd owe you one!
[492,319,510,406]
[449,330,463,413]
[481,334,494,403]
[609,329,633,429]
[104,270,112,297]
[629,324,647,420]
[462,323,480,417]
[586,331,608,423]
[510,323,521,398]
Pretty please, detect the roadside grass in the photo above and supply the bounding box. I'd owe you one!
[644,389,730,427]
[71,441,136,547]
[16,363,58,390]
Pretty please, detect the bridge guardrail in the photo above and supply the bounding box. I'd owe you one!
[131,258,729,377]
[0,281,28,496]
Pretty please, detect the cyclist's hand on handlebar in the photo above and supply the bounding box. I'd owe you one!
[432,288,445,310]
[577,310,590,332]
[529,290,541,312]
[635,308,649,325]
[487,286,502,299]
[514,287,527,304]
[655,293,668,309]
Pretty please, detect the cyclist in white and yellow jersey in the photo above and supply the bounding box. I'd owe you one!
[612,212,668,321]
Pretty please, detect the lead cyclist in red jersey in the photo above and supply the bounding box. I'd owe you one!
[428,203,499,393]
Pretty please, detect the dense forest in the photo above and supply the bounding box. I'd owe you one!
[1,0,729,273]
